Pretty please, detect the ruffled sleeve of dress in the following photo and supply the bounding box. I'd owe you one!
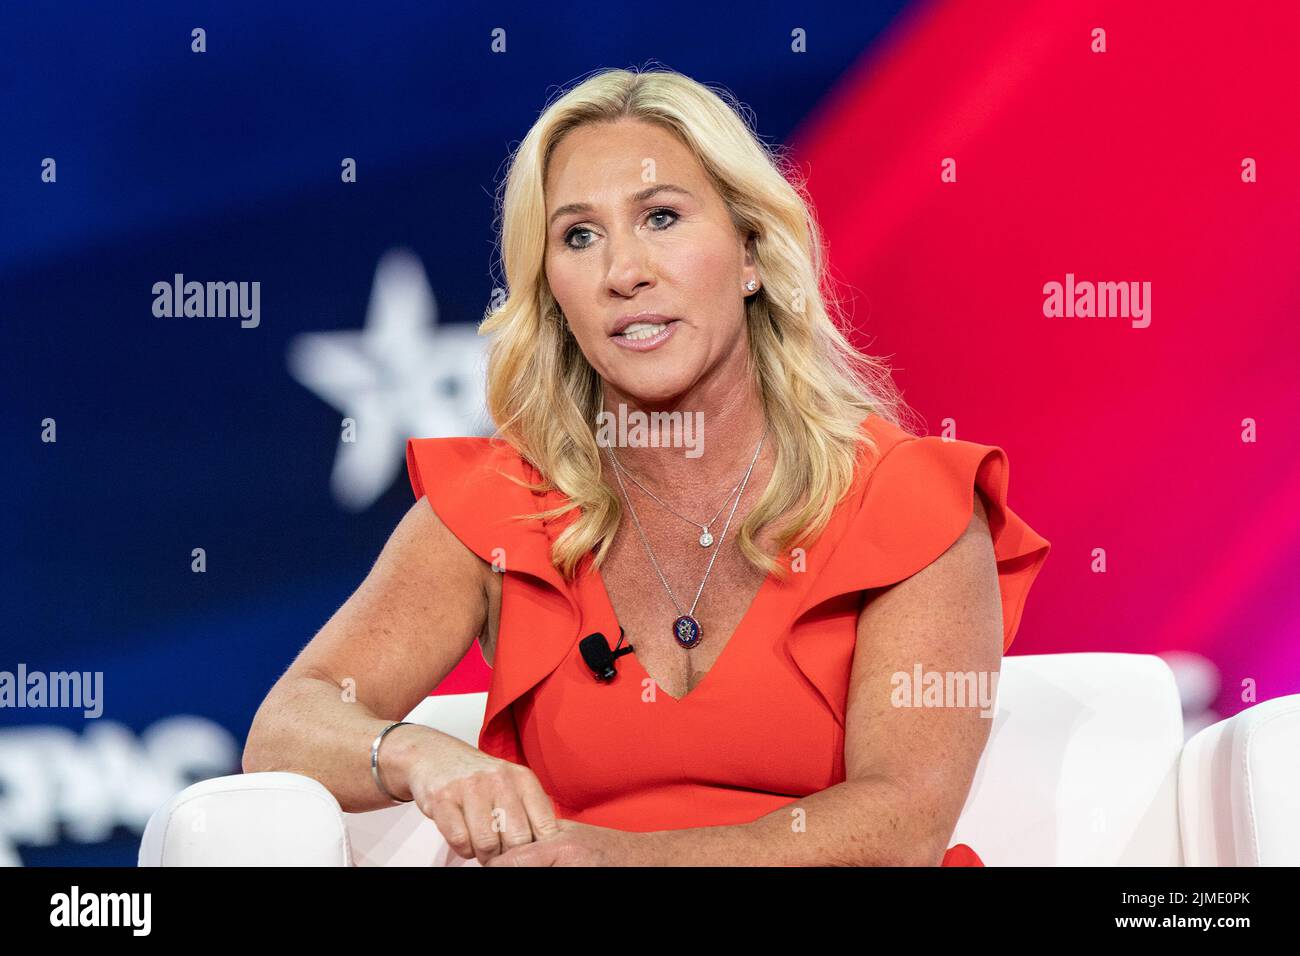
[783,419,1052,735]
[406,436,538,567]
[798,423,1052,655]
[404,435,583,764]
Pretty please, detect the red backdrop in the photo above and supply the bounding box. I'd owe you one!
[433,0,1300,728]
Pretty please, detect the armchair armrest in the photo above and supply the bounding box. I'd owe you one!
[1179,694,1300,866]
[139,772,351,866]
[139,769,483,866]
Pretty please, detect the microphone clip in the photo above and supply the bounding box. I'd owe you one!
[578,627,634,682]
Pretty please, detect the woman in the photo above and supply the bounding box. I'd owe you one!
[243,66,1050,867]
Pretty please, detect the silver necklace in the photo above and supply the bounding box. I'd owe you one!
[604,423,768,649]
[597,384,751,548]
[607,452,743,548]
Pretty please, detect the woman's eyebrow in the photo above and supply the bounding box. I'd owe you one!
[548,184,696,227]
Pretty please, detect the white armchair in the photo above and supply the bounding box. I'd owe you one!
[138,653,1300,866]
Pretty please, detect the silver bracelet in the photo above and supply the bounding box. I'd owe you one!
[371,720,414,804]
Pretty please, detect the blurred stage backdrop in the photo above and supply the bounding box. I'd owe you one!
[2,1,1297,865]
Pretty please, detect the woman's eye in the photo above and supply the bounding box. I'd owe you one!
[562,208,678,251]
[646,207,678,229]
[564,227,595,250]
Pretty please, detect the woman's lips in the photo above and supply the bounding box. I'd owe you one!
[610,319,680,352]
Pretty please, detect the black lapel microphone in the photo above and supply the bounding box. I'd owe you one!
[579,628,634,682]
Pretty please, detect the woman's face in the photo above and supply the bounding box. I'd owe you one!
[543,118,759,407]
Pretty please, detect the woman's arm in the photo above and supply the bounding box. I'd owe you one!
[241,496,495,814]
[646,492,1004,866]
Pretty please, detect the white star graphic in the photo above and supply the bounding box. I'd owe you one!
[287,247,492,510]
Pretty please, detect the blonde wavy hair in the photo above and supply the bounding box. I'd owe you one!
[478,63,921,583]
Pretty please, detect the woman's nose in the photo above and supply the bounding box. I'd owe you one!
[602,229,655,295]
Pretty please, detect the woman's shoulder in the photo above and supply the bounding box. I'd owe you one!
[404,433,543,566]
[819,413,1052,653]
[856,413,1016,497]
[857,412,918,463]
[405,434,531,492]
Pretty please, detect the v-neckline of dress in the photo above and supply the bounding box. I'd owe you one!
[587,552,784,704]
[533,415,883,704]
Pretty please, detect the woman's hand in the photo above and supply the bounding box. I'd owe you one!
[405,748,562,865]
[482,818,660,867]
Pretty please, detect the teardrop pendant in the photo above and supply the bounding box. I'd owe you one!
[699,528,714,547]
[672,615,702,648]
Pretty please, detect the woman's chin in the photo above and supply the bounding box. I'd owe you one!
[603,371,697,406]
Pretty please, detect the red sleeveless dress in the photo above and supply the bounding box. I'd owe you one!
[405,414,1051,866]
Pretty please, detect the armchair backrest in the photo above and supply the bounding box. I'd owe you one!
[949,652,1184,865]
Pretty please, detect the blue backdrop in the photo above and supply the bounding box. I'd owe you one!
[0,0,911,866]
